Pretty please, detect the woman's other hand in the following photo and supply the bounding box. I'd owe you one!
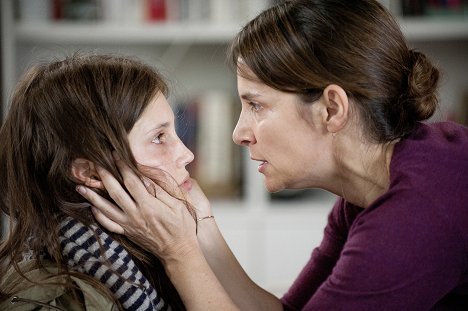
[76,156,198,264]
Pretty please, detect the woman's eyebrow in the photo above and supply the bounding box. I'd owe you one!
[240,91,261,101]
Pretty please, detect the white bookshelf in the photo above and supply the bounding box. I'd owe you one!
[13,18,468,45]
[2,0,468,296]
[400,18,468,40]
[14,22,242,44]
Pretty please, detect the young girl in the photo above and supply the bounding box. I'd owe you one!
[0,54,196,310]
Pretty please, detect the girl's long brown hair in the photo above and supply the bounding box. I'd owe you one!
[0,53,188,310]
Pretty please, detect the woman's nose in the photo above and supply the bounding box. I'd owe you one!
[232,113,255,147]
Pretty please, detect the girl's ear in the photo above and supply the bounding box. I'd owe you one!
[71,158,105,190]
[322,84,349,134]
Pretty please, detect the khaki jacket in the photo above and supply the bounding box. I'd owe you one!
[0,260,118,310]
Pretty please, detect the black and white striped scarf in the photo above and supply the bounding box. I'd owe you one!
[59,216,170,311]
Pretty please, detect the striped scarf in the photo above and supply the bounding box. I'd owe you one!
[59,216,170,311]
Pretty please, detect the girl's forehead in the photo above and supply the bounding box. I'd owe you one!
[131,94,174,133]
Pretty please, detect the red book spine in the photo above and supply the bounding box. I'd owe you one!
[52,0,64,20]
[147,0,166,21]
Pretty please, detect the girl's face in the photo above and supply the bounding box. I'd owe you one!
[128,93,194,192]
[232,70,333,193]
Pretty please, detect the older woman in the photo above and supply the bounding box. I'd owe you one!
[78,1,468,310]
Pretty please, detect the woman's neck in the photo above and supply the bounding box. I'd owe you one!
[331,132,397,208]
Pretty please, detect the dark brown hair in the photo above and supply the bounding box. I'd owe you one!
[229,0,439,143]
[0,53,187,309]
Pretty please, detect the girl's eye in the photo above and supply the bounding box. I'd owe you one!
[249,102,261,112]
[151,133,165,144]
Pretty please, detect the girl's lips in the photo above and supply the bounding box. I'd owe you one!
[181,178,192,191]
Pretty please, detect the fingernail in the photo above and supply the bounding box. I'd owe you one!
[142,177,151,188]
[112,151,120,161]
[76,185,87,195]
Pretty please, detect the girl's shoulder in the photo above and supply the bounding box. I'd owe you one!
[0,260,118,311]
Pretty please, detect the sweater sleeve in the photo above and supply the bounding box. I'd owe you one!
[281,198,362,310]
[301,191,465,311]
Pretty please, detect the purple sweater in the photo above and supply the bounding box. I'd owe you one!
[281,122,468,310]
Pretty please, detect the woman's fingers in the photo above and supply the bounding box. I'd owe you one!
[76,185,127,225]
[113,156,154,203]
[141,176,157,197]
[95,164,138,214]
[151,182,183,206]
[76,156,200,261]
[187,178,211,216]
[91,206,125,234]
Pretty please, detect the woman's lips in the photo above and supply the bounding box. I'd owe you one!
[258,161,267,173]
[251,156,268,173]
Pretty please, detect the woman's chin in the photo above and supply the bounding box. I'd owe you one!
[264,179,285,193]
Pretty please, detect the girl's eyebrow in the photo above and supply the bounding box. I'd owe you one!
[145,122,169,135]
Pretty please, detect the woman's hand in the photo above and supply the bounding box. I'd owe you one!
[187,179,212,220]
[76,156,198,264]
[77,157,242,310]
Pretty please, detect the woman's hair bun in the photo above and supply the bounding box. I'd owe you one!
[406,49,439,121]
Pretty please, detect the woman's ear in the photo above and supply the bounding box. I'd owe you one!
[71,158,105,190]
[322,84,349,134]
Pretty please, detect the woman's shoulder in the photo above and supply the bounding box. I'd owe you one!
[402,121,468,155]
[392,121,468,184]
[0,260,118,311]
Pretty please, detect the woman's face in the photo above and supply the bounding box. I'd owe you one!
[233,70,332,192]
[128,93,194,192]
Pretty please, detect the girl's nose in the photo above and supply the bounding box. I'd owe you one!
[177,138,194,168]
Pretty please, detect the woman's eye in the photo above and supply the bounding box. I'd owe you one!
[151,133,165,144]
[249,102,261,112]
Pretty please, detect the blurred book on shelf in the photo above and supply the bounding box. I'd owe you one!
[17,0,275,24]
[401,0,468,18]
[17,0,51,22]
[174,91,243,200]
[16,1,468,25]
[146,0,166,21]
[446,89,468,126]
[378,0,402,15]
[457,91,468,126]
[53,0,101,21]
